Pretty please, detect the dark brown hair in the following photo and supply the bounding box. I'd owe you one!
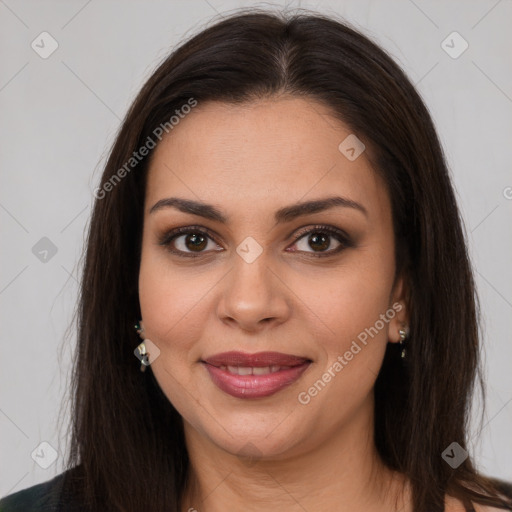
[61,8,512,512]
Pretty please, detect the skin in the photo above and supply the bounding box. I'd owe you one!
[137,96,482,511]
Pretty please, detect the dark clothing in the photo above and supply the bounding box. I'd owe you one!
[0,466,88,512]
[1,465,512,511]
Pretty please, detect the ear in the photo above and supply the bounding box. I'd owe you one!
[387,275,409,344]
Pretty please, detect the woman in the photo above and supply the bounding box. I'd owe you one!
[1,8,511,512]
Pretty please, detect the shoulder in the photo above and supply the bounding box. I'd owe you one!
[473,506,512,512]
[475,477,512,512]
[0,466,86,512]
[446,477,512,512]
[446,500,512,512]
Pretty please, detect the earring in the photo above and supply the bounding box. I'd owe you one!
[398,324,409,359]
[134,321,149,372]
[134,321,144,337]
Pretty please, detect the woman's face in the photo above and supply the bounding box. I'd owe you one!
[138,96,407,459]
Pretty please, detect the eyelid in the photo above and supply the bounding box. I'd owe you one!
[290,224,351,244]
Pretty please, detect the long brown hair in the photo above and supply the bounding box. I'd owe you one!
[61,8,512,511]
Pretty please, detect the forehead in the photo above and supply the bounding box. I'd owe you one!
[144,96,389,220]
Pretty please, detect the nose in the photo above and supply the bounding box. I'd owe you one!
[216,253,291,333]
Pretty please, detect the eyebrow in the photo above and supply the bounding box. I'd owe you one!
[149,195,368,223]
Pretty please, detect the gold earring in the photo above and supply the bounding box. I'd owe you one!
[398,324,409,359]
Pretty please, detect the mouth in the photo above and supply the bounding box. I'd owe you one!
[201,351,312,399]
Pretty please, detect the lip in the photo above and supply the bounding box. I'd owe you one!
[203,351,310,367]
[202,351,312,399]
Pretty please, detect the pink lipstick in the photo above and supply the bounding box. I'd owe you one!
[202,351,311,399]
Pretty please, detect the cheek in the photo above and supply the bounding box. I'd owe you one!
[137,253,213,414]
[294,247,395,354]
[295,268,394,419]
[138,248,210,357]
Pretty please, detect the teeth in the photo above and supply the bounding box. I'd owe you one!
[222,365,284,375]
[253,366,271,375]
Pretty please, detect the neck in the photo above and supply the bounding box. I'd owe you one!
[180,398,411,512]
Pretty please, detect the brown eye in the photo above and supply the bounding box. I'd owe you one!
[158,226,222,257]
[288,225,353,257]
[182,233,208,252]
[306,232,331,252]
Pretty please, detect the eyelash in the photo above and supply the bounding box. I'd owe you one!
[157,224,353,259]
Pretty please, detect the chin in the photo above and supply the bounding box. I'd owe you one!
[190,411,310,461]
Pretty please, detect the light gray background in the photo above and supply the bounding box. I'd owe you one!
[1,0,511,497]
